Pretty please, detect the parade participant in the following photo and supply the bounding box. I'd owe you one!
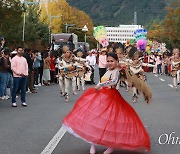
[116,47,129,91]
[76,50,91,91]
[127,47,154,103]
[63,52,150,154]
[59,46,86,102]
[98,47,107,80]
[171,48,180,90]
[57,55,65,96]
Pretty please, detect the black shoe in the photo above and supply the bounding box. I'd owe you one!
[178,83,180,85]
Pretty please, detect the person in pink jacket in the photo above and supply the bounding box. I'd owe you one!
[11,47,28,107]
[98,48,107,80]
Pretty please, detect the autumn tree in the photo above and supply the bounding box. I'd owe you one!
[40,0,95,47]
[147,2,180,49]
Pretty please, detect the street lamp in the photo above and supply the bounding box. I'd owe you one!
[82,25,88,43]
[64,24,76,33]
[22,0,39,42]
[49,15,61,43]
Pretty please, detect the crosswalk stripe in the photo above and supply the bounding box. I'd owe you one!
[168,84,174,88]
[41,126,66,154]
[159,78,165,81]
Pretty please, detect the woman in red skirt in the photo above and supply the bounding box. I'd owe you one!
[63,52,150,154]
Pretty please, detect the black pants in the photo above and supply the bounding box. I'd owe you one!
[99,68,107,80]
[90,66,95,83]
[39,67,43,84]
[149,62,154,72]
[34,68,39,85]
[50,70,55,83]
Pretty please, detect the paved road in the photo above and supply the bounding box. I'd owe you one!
[0,70,180,154]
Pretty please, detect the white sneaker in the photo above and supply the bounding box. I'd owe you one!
[73,92,77,95]
[65,95,69,102]
[22,102,27,107]
[38,83,41,86]
[1,96,7,100]
[12,103,17,107]
[5,95,10,99]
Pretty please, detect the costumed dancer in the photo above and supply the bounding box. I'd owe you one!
[57,55,65,97]
[60,46,86,102]
[127,46,154,103]
[76,50,91,91]
[63,52,150,154]
[116,47,129,91]
[171,48,180,90]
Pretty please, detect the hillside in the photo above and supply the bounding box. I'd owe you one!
[67,0,175,26]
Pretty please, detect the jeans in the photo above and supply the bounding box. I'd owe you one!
[157,64,162,74]
[6,73,13,96]
[12,77,27,103]
[0,72,8,97]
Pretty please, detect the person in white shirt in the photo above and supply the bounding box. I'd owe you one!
[86,50,96,84]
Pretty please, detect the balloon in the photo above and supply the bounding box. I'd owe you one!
[100,38,109,47]
[94,26,109,47]
[137,39,147,52]
[93,26,107,41]
[130,39,135,45]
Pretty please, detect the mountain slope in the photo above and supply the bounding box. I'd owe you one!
[67,0,175,26]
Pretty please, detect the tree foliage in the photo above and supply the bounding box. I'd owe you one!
[0,0,23,47]
[147,2,180,49]
[40,0,95,47]
[67,0,175,26]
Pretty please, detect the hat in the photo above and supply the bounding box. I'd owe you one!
[101,47,107,52]
[11,50,17,54]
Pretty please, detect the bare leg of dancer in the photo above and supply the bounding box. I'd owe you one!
[103,147,113,154]
[90,144,96,154]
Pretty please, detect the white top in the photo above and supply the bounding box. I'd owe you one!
[86,55,96,69]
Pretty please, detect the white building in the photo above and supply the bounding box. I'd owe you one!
[106,25,143,43]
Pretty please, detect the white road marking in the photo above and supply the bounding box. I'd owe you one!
[168,84,174,88]
[41,126,66,154]
[154,74,158,77]
[159,78,165,82]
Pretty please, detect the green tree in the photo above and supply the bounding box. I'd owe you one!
[0,0,23,47]
[24,4,49,49]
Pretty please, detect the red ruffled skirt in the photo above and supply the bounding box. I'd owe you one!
[63,87,150,151]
